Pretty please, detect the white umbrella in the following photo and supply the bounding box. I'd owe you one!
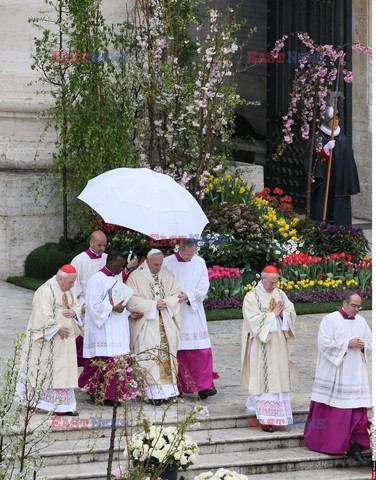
[78,168,209,238]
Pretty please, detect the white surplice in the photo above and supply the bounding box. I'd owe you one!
[83,271,130,358]
[71,250,107,307]
[311,310,372,408]
[163,254,210,350]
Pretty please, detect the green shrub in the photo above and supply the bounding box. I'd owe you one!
[297,222,370,259]
[24,238,87,280]
[25,243,57,280]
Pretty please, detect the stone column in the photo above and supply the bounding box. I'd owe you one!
[0,0,58,279]
[351,0,372,221]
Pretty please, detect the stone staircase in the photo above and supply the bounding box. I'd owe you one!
[37,409,371,479]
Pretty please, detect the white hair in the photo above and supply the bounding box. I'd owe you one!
[261,271,278,279]
[56,269,76,278]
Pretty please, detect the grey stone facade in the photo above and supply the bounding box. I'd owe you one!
[0,0,371,279]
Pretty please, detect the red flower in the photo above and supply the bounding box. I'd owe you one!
[255,187,271,198]
[279,203,293,211]
[273,187,283,195]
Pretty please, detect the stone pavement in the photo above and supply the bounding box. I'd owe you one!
[0,280,372,419]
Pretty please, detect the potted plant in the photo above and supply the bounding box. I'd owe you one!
[126,423,198,480]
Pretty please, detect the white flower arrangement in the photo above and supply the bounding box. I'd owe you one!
[127,424,198,472]
[194,469,248,480]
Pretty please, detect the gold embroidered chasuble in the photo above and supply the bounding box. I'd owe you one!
[126,265,180,387]
[241,286,297,395]
[20,280,83,389]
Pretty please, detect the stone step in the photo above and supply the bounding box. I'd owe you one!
[248,467,370,479]
[39,427,305,467]
[42,410,310,442]
[38,446,371,479]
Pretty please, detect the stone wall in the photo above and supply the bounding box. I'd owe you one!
[351,0,372,221]
[0,0,132,279]
[0,0,55,279]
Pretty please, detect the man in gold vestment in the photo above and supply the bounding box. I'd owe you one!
[126,249,180,405]
[241,266,296,432]
[17,264,83,415]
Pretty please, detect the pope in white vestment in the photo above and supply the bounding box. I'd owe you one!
[304,292,371,462]
[163,240,218,399]
[126,249,180,404]
[17,265,83,415]
[241,266,296,432]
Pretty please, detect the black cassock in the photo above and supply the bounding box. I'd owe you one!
[304,130,360,226]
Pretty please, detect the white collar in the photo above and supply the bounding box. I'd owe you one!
[320,124,341,137]
[257,280,267,293]
[141,261,159,282]
[51,276,63,291]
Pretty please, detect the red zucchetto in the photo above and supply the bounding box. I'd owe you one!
[262,265,279,274]
[60,264,77,274]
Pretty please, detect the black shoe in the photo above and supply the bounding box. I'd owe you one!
[347,443,369,466]
[261,424,276,433]
[148,399,162,406]
[163,396,181,404]
[198,388,217,400]
[54,411,79,416]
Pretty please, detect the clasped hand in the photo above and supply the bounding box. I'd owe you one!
[273,301,284,317]
[157,300,167,310]
[58,326,71,339]
[113,301,126,313]
[178,291,188,303]
[62,307,76,318]
[348,338,365,349]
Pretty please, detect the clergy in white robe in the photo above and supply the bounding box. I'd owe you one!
[71,230,108,366]
[163,239,218,399]
[241,266,296,432]
[78,251,138,402]
[71,230,108,308]
[17,265,83,415]
[126,249,180,404]
[304,292,371,463]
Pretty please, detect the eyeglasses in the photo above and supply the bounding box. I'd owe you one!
[346,302,362,310]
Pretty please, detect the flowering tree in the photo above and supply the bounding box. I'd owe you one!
[31,0,257,238]
[126,0,255,200]
[270,33,371,221]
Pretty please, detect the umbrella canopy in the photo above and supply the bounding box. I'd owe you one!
[78,168,209,238]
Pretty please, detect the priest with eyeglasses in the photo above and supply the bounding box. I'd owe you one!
[304,290,371,465]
